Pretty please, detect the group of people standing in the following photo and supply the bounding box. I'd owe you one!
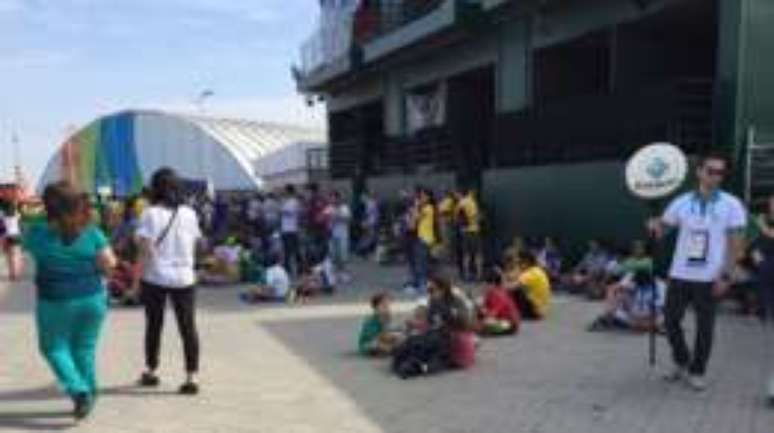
[397,186,484,296]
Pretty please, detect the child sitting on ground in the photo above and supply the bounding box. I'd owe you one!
[291,254,337,303]
[477,268,520,336]
[358,292,402,356]
[240,255,290,303]
[405,301,430,336]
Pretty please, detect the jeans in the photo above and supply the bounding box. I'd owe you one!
[37,292,107,397]
[142,283,200,373]
[281,232,303,276]
[412,240,431,292]
[329,232,349,268]
[664,279,716,376]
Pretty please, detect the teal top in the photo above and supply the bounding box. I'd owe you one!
[357,314,385,355]
[23,223,109,301]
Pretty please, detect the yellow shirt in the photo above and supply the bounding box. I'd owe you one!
[438,197,456,222]
[456,195,480,233]
[417,204,436,246]
[518,266,552,317]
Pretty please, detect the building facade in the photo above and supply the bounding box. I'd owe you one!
[295,0,774,252]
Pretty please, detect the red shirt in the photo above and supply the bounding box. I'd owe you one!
[483,285,520,326]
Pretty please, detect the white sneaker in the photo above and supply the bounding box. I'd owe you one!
[663,366,687,383]
[686,374,707,392]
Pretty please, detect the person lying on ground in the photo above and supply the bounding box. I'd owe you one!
[358,292,403,356]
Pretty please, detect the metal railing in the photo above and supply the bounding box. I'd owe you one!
[745,126,774,210]
[297,0,447,76]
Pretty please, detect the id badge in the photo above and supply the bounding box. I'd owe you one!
[686,230,709,264]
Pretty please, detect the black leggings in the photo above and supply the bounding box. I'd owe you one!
[142,283,200,373]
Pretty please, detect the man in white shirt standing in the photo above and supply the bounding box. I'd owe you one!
[649,152,747,391]
[280,184,303,276]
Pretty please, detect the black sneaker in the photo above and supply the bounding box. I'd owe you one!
[179,382,199,395]
[139,372,160,387]
[72,393,93,420]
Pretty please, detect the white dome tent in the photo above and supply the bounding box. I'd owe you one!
[39,110,326,195]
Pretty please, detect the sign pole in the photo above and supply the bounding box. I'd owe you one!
[625,143,688,368]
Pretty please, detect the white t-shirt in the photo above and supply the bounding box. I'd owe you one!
[136,205,202,288]
[662,190,747,283]
[3,214,20,237]
[280,197,301,233]
[331,204,351,238]
[265,264,290,298]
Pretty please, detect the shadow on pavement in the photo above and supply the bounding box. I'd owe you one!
[101,384,180,398]
[0,413,75,432]
[0,386,61,403]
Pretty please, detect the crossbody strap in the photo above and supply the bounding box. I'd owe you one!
[155,207,180,248]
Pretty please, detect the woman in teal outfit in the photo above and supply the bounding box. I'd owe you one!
[21,181,116,420]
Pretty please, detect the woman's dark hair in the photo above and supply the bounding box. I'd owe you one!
[150,167,182,208]
[370,291,390,310]
[428,272,453,298]
[43,181,87,244]
[517,250,537,267]
[484,267,503,286]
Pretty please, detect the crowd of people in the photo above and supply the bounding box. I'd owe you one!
[8,151,774,418]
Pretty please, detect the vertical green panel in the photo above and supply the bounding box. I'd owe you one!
[483,162,652,257]
[78,123,99,194]
[497,19,529,112]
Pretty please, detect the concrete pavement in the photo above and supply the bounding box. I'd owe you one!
[1,261,774,433]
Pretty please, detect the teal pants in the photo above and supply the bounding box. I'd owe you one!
[36,292,107,398]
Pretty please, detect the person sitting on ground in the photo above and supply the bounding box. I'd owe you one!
[427,273,477,369]
[358,292,402,356]
[588,270,666,333]
[562,239,610,296]
[405,301,430,336]
[537,236,563,282]
[199,236,243,285]
[476,268,520,336]
[506,250,552,320]
[241,255,290,304]
[291,253,337,303]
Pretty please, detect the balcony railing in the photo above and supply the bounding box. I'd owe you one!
[354,0,446,44]
[296,0,448,79]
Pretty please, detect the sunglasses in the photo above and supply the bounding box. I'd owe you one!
[705,167,727,177]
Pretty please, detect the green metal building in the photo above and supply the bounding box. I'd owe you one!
[294,0,774,255]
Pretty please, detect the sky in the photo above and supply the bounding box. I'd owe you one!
[0,0,325,185]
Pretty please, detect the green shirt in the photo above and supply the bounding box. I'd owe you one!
[23,223,108,301]
[357,314,385,355]
[620,257,654,275]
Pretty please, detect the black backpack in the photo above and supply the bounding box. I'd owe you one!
[391,329,452,379]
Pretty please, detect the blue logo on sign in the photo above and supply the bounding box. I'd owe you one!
[647,158,668,179]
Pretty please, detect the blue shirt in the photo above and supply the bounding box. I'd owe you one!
[23,223,109,301]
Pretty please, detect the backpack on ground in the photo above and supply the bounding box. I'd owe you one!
[391,329,452,379]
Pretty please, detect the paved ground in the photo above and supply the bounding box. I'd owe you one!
[2,260,774,433]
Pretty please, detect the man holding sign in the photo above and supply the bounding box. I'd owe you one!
[648,152,747,392]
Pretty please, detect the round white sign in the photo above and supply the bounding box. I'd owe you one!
[625,143,688,199]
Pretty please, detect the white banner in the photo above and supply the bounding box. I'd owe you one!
[406,82,447,134]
